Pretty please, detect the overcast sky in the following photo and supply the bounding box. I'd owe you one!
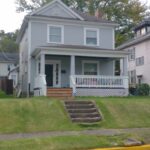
[0,0,150,33]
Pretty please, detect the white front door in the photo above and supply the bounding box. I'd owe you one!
[45,60,61,87]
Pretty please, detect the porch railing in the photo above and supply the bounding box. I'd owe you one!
[34,74,47,96]
[70,75,129,94]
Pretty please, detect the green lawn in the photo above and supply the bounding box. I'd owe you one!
[0,96,149,134]
[0,135,128,150]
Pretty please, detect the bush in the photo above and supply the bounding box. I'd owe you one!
[137,84,150,96]
[0,90,7,98]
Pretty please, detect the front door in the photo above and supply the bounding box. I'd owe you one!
[45,64,53,87]
[45,61,61,87]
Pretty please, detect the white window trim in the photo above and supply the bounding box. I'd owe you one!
[82,60,100,75]
[84,28,99,46]
[47,24,64,44]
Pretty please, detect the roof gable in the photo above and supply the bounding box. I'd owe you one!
[30,0,84,20]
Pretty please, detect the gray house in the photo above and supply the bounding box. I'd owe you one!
[17,0,128,97]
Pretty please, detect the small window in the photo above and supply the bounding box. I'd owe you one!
[84,28,99,46]
[136,56,144,66]
[48,25,64,44]
[128,48,135,61]
[82,61,99,75]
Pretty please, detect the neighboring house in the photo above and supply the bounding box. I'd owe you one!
[118,18,150,86]
[0,52,19,87]
[17,0,128,97]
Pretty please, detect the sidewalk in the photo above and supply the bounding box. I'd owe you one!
[0,128,149,141]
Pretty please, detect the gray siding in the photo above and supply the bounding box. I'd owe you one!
[30,21,114,53]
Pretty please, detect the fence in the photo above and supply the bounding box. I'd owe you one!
[0,77,13,95]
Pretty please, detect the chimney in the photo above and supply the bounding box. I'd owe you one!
[95,9,103,18]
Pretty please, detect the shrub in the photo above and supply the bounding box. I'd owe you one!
[0,90,7,98]
[137,83,150,96]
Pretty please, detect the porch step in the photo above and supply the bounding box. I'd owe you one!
[47,88,73,98]
[64,101,102,123]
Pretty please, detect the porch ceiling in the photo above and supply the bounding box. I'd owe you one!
[32,44,128,59]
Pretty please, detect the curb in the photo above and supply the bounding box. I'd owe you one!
[92,144,150,150]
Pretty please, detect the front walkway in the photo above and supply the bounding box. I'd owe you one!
[0,128,149,142]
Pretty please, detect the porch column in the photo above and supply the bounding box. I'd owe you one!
[123,56,128,76]
[70,55,76,96]
[121,56,129,90]
[40,54,45,74]
[70,55,75,75]
[36,59,39,76]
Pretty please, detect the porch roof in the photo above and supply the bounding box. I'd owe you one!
[32,44,128,58]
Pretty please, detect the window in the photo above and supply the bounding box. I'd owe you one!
[141,28,146,35]
[129,70,136,85]
[84,28,99,46]
[128,48,135,61]
[82,61,99,75]
[47,25,64,44]
[136,56,144,66]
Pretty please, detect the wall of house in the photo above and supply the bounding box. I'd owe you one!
[19,28,29,94]
[125,39,150,85]
[30,21,114,52]
[0,62,16,77]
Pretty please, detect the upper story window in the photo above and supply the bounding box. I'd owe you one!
[84,28,99,46]
[47,25,64,44]
[141,28,146,35]
[128,48,135,61]
[136,56,144,66]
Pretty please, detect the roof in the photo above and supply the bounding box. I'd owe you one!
[72,8,116,24]
[32,44,128,58]
[117,32,150,50]
[0,52,19,63]
[38,44,114,51]
[134,17,150,31]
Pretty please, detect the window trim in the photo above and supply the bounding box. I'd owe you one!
[136,56,144,66]
[47,24,64,44]
[84,28,99,46]
[82,60,99,75]
[128,47,135,61]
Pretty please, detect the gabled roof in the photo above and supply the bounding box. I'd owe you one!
[0,52,19,63]
[30,0,84,21]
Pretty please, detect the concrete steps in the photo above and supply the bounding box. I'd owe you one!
[64,101,102,123]
[47,88,73,98]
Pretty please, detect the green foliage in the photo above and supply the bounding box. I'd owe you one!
[137,84,150,96]
[0,30,19,52]
[0,90,6,98]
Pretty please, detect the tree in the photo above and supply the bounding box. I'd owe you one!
[0,30,19,53]
[15,0,149,46]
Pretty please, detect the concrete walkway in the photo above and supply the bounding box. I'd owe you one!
[0,128,149,141]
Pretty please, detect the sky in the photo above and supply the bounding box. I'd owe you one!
[0,0,150,33]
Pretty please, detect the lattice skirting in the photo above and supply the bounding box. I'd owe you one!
[75,88,129,97]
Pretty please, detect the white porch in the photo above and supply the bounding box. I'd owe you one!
[32,45,129,97]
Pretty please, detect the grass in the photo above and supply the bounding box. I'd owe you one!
[0,135,128,150]
[0,96,149,134]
